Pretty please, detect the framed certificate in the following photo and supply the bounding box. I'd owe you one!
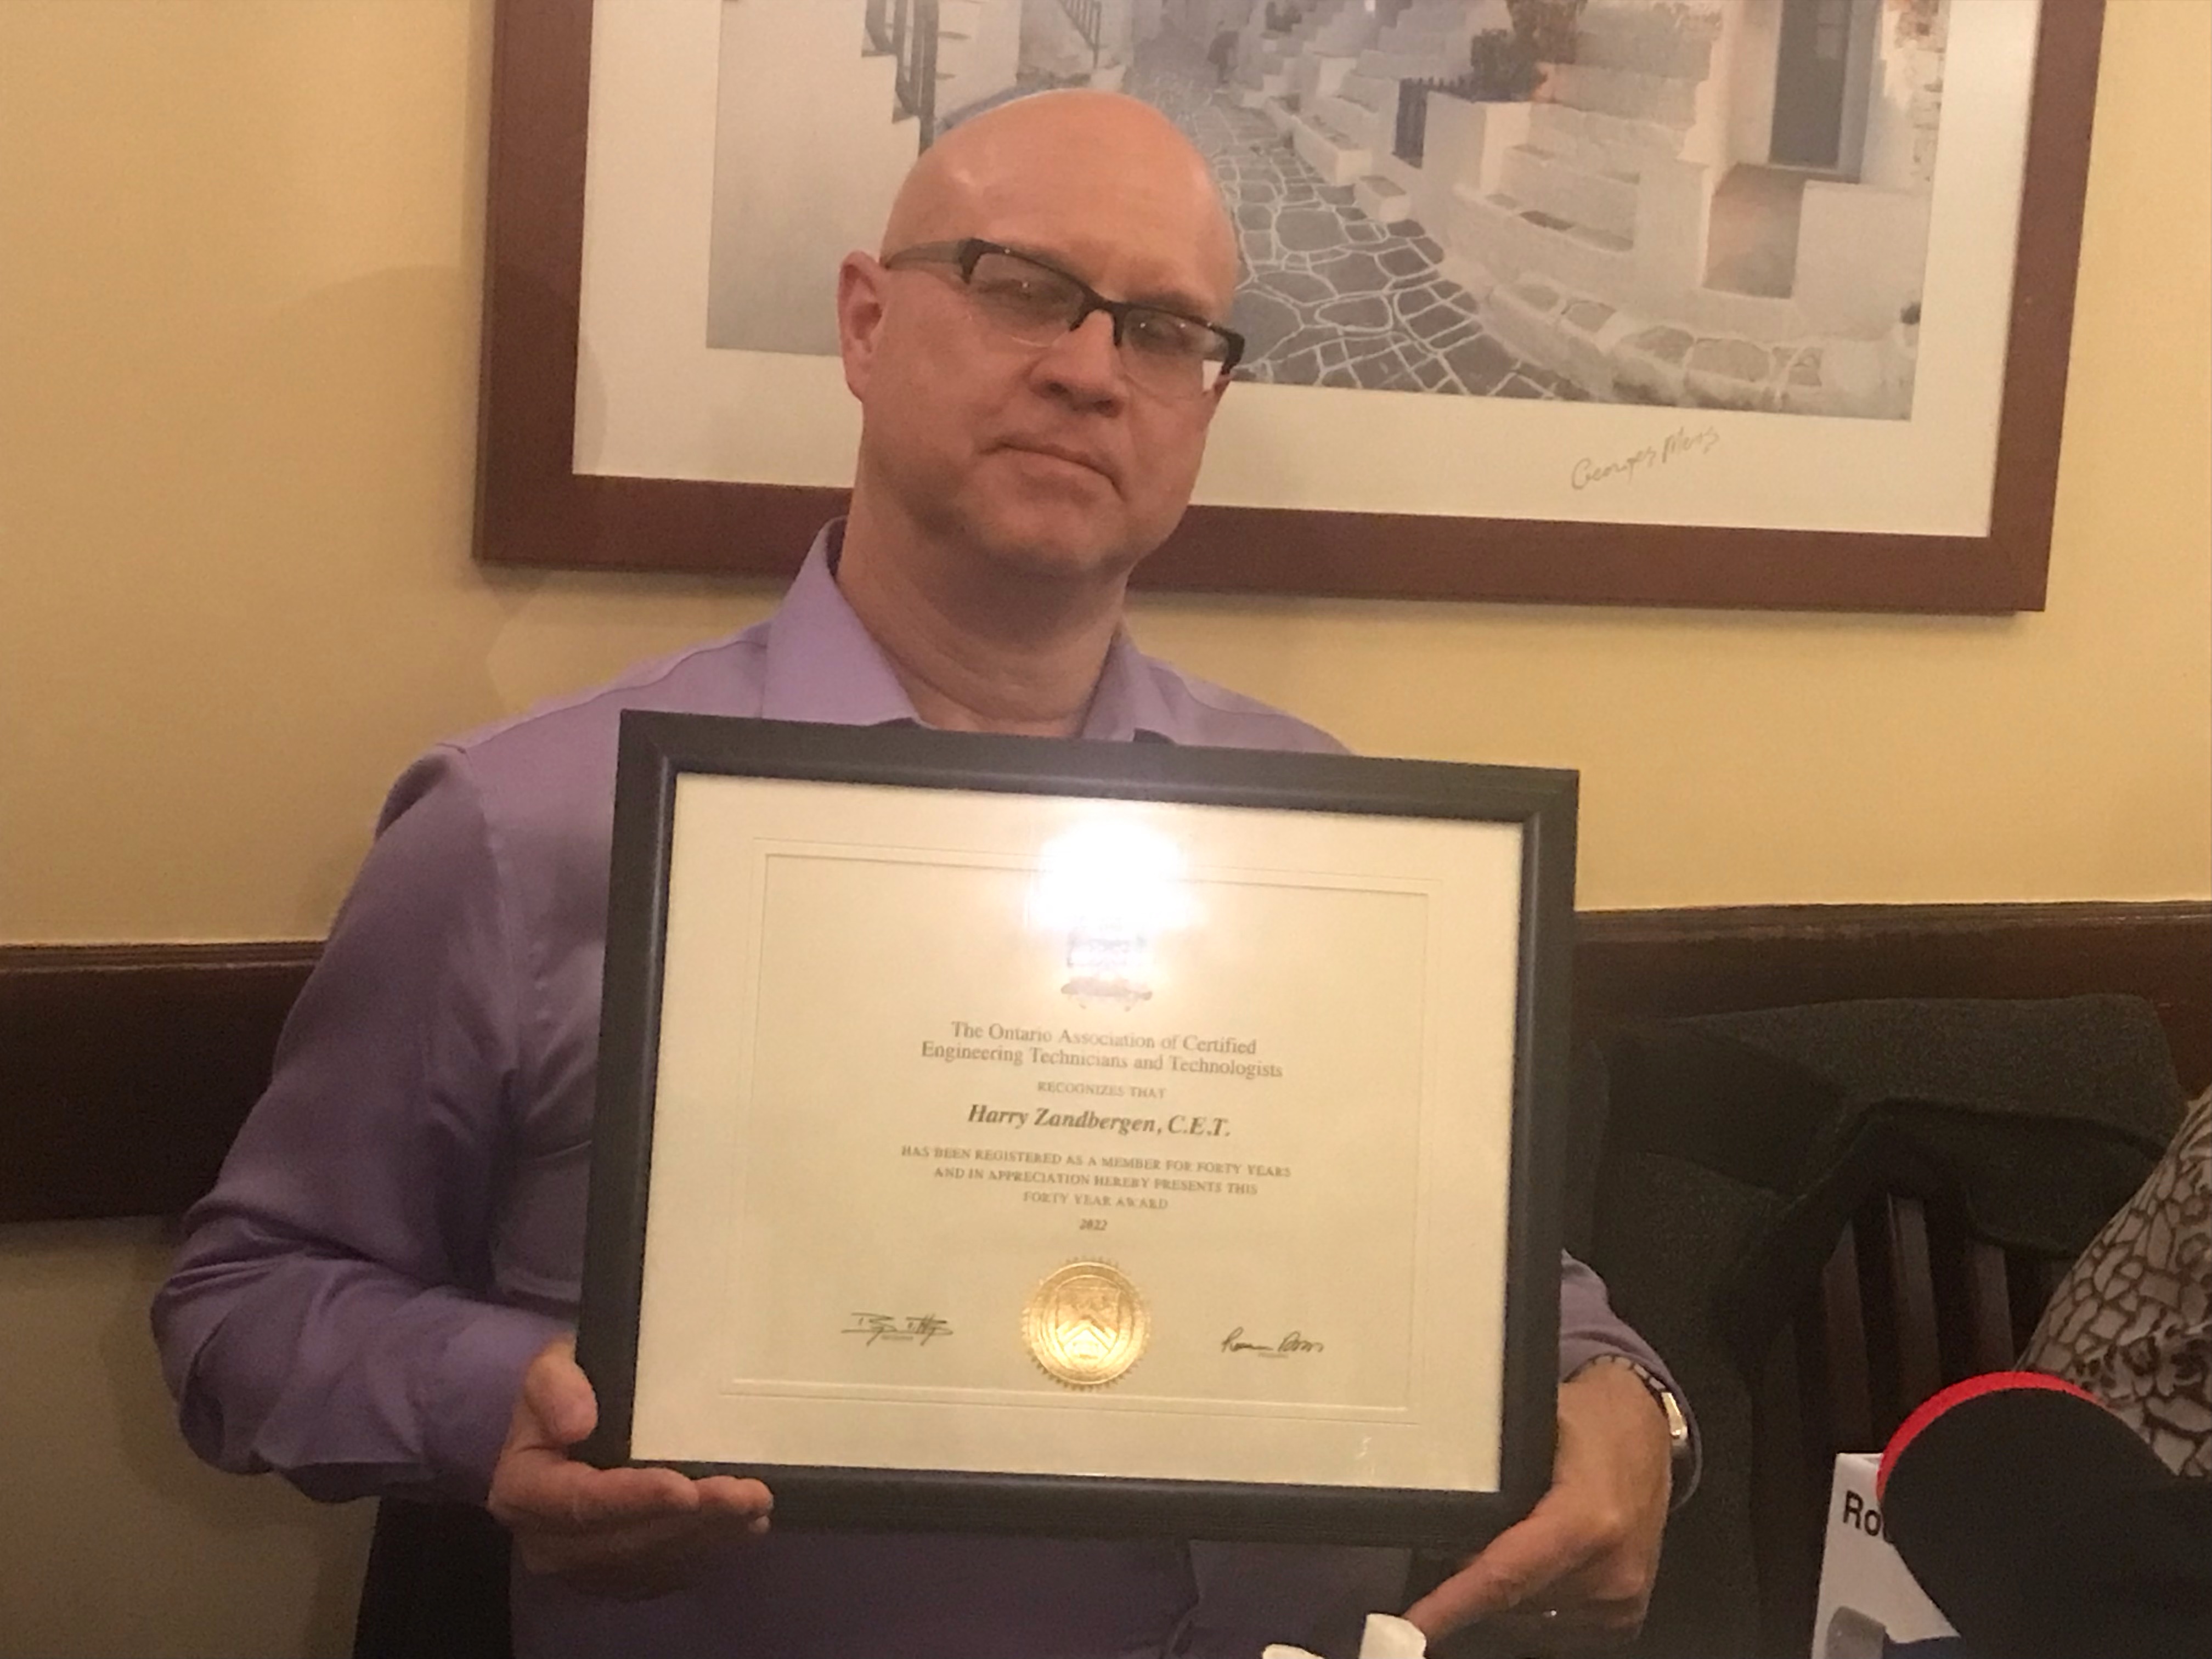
[577,713,1576,1547]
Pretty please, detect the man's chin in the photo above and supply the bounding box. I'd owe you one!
[965,514,1152,587]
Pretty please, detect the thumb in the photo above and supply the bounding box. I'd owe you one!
[520,1338,600,1448]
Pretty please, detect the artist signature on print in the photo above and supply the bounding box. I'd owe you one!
[842,1313,954,1346]
[1220,1326,1324,1358]
[1570,422,1722,492]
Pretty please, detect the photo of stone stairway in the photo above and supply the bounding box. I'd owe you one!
[1132,8,1580,396]
[1225,0,1949,419]
[708,0,1950,419]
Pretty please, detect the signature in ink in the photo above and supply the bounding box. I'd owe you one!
[1220,1325,1325,1357]
[843,1313,954,1346]
[1570,422,1721,491]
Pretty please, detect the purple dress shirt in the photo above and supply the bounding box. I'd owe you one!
[155,526,1686,1659]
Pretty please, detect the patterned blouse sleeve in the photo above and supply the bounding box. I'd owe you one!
[2021,1087,2212,1478]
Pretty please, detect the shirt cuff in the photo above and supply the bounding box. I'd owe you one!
[417,1301,571,1503]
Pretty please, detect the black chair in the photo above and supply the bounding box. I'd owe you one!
[1743,1190,2075,1652]
[1571,994,2182,1656]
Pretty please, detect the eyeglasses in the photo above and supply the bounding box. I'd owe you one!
[881,238,1244,400]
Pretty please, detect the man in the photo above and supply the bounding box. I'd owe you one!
[155,92,1685,1657]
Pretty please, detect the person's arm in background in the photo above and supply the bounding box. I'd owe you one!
[152,749,563,1503]
[2021,1086,2211,1479]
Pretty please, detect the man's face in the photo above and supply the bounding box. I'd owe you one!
[838,113,1238,587]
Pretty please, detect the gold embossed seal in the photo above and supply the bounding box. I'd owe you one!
[1022,1261,1149,1387]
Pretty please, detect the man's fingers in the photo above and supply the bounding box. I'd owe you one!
[491,1339,779,1597]
[549,1464,716,1531]
[558,1502,760,1561]
[693,1474,775,1521]
[1472,1604,1642,1658]
[1404,1365,1673,1642]
[489,1340,776,1597]
[503,1459,774,1533]
[517,1339,598,1449]
[495,1457,686,1532]
[508,1475,775,1595]
[1401,1502,1596,1636]
[1477,1571,1651,1635]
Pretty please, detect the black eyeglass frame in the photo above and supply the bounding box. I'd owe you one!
[881,238,1246,388]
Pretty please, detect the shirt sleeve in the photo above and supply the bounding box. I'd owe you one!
[151,748,566,1505]
[1560,1250,1702,1499]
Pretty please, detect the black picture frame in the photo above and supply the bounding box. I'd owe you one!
[576,711,1577,1546]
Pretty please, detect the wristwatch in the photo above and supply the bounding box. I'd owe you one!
[1582,1355,1692,1479]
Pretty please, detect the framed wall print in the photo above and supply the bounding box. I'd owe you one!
[479,0,2104,611]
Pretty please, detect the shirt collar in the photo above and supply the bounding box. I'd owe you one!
[758,523,927,727]
[1080,628,1178,744]
[760,521,1176,743]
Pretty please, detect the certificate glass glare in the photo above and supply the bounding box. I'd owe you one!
[579,716,1574,1544]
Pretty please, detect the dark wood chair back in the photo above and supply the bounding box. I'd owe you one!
[1745,1193,2067,1652]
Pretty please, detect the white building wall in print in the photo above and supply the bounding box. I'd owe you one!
[1795,179,1929,339]
[706,0,920,357]
[940,0,1027,119]
[1724,0,1785,165]
[1860,0,1949,191]
[1406,0,1948,414]
[1022,0,1138,84]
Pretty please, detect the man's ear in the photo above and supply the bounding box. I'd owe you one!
[1199,371,1234,424]
[836,252,888,402]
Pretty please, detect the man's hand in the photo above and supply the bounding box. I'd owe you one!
[1403,1359,1673,1650]
[487,1338,774,1599]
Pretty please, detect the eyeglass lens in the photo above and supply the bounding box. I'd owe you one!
[962,249,1229,397]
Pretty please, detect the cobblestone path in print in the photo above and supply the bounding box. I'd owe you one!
[1124,30,1582,399]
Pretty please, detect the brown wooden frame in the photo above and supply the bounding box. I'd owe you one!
[477,1,2104,612]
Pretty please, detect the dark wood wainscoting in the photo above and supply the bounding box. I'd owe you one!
[1,941,320,1224]
[4,904,2205,1224]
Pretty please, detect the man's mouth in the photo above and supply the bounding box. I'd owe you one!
[1000,441,1117,486]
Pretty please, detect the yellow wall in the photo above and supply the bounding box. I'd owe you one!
[4,3,2207,944]
[1,2,2205,1654]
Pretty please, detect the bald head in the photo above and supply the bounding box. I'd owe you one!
[882,92,1238,315]
[832,89,1243,614]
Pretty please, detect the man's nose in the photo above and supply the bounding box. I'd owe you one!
[1031,308,1127,408]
